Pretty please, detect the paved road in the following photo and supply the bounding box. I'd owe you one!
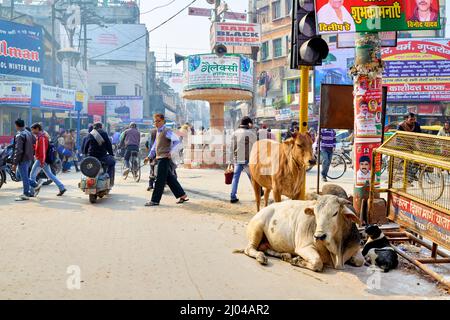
[0,166,447,299]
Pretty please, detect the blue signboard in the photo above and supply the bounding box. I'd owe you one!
[0,19,43,79]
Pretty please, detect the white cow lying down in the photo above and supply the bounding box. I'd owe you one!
[235,195,364,272]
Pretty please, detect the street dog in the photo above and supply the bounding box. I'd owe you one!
[362,225,398,272]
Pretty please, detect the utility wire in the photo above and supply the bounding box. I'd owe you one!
[140,0,177,15]
[90,0,197,60]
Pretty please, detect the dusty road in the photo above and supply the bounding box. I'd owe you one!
[0,166,447,299]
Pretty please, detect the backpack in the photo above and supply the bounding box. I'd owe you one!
[46,141,57,165]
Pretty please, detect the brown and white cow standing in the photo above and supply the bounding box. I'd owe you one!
[249,133,316,211]
[234,195,364,272]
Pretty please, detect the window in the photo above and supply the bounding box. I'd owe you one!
[101,85,116,96]
[272,1,281,20]
[261,41,269,61]
[135,85,142,96]
[273,38,283,58]
[287,79,300,95]
[285,0,292,16]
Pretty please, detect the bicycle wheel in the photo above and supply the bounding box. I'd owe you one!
[327,154,347,180]
[419,167,444,202]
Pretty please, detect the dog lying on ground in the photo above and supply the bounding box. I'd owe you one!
[362,225,398,272]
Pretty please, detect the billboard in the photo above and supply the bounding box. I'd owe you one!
[84,24,147,62]
[0,20,43,79]
[314,44,354,103]
[382,39,450,102]
[39,85,76,111]
[95,96,143,123]
[183,54,253,91]
[0,81,32,105]
[211,23,261,47]
[315,0,441,34]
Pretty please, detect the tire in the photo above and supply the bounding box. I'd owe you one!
[89,194,98,204]
[327,154,347,180]
[419,167,444,202]
[0,169,5,189]
[133,157,141,183]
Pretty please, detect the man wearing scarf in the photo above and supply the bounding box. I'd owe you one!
[82,122,116,186]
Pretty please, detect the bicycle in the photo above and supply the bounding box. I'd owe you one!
[306,148,349,180]
[123,150,141,182]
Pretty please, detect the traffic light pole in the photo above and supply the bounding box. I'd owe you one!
[299,65,309,200]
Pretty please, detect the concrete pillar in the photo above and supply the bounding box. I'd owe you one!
[209,102,225,132]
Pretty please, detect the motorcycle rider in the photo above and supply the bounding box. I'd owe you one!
[82,122,116,187]
[28,123,66,197]
[121,122,141,177]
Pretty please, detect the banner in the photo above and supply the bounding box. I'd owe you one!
[211,23,261,47]
[0,81,32,105]
[354,76,383,138]
[382,39,450,102]
[40,85,76,111]
[354,140,382,187]
[183,54,253,91]
[95,96,143,123]
[0,20,43,79]
[315,0,441,34]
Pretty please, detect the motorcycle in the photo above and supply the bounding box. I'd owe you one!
[78,156,112,204]
[0,144,62,190]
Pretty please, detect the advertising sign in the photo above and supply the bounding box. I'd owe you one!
[183,54,253,91]
[0,20,43,79]
[211,23,261,47]
[224,12,247,21]
[315,0,441,34]
[389,193,450,249]
[40,85,76,111]
[84,24,147,62]
[382,39,450,102]
[95,96,143,123]
[314,44,354,103]
[188,7,212,17]
[354,140,382,187]
[354,76,383,138]
[0,81,32,105]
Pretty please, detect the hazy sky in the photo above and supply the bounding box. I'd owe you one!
[140,0,248,69]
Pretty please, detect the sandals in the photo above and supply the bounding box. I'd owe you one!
[176,198,189,204]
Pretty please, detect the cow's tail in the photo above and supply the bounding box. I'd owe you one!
[232,249,245,254]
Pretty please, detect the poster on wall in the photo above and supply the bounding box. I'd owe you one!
[0,81,32,105]
[95,96,143,123]
[354,76,383,138]
[354,141,382,187]
[315,0,441,34]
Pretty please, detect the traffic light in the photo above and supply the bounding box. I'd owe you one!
[290,0,329,69]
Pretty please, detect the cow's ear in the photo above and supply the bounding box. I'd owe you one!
[338,197,352,206]
[342,206,361,224]
[304,207,315,216]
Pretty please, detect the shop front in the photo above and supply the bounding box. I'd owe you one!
[386,103,447,126]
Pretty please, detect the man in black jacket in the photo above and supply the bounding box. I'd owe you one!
[82,122,116,186]
[12,119,36,201]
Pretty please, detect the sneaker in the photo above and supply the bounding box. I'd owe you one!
[322,177,328,182]
[34,180,44,197]
[15,195,29,201]
[57,189,67,197]
[145,201,159,207]
[230,198,239,204]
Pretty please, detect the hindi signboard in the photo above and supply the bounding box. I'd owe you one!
[315,0,441,34]
[211,22,261,47]
[183,54,253,91]
[40,85,76,111]
[389,193,450,250]
[382,39,450,102]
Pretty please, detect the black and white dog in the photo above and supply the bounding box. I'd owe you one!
[362,225,398,272]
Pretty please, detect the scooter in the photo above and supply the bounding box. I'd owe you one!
[79,156,111,204]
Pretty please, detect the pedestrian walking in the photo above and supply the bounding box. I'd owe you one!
[320,128,336,182]
[145,127,157,191]
[230,116,257,204]
[11,119,36,201]
[144,113,189,207]
[28,123,66,197]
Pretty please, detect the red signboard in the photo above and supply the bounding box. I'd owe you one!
[389,193,450,249]
[88,101,105,116]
